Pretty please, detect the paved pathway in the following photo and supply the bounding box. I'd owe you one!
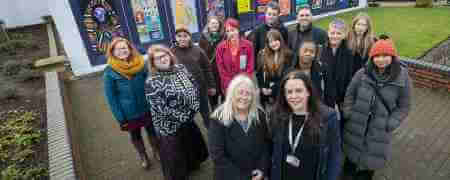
[65,75,450,180]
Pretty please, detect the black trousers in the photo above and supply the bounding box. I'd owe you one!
[199,92,211,129]
[343,158,375,180]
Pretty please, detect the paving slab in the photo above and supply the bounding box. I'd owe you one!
[65,75,450,180]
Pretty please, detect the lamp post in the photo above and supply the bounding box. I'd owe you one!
[0,19,10,42]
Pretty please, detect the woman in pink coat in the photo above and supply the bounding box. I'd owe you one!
[216,18,254,95]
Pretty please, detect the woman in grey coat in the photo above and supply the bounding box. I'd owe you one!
[341,36,412,180]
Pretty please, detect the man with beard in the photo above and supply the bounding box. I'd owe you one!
[172,26,216,128]
[290,41,326,99]
[248,1,289,70]
[288,6,327,53]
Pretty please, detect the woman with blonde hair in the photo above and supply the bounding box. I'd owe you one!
[209,74,270,180]
[347,12,376,72]
[145,44,208,179]
[103,37,159,169]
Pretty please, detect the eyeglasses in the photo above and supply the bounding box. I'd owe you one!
[237,89,252,97]
[154,53,170,62]
[114,47,129,52]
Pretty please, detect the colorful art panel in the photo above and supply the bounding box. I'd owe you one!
[130,0,164,44]
[296,0,308,12]
[237,0,252,14]
[170,0,199,33]
[207,0,225,18]
[279,0,291,16]
[312,0,322,9]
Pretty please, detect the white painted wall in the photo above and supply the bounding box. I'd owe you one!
[51,0,368,76]
[0,0,51,28]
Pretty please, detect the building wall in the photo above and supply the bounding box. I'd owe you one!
[0,0,51,28]
[52,0,368,76]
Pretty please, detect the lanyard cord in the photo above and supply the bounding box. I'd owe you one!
[289,114,309,153]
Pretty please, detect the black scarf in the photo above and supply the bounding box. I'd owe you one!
[323,40,355,106]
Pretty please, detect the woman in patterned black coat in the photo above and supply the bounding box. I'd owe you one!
[144,45,208,180]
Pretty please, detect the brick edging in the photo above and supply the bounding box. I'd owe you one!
[400,57,450,91]
[46,72,77,180]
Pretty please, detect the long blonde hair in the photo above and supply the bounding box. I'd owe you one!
[210,74,262,126]
[347,13,375,57]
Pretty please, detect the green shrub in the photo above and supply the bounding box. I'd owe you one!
[416,0,433,7]
[0,40,35,55]
[0,110,48,180]
[0,85,19,100]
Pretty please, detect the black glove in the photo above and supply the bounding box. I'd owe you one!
[120,120,129,131]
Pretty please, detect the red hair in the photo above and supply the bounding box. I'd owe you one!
[224,18,240,30]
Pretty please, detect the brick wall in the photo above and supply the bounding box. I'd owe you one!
[401,58,450,92]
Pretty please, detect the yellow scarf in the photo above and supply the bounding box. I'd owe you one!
[107,55,145,80]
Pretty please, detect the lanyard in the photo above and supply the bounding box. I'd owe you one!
[289,114,308,153]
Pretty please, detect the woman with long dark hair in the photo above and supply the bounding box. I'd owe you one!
[199,15,225,109]
[270,70,341,180]
[256,29,293,108]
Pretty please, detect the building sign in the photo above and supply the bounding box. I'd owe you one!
[238,0,252,14]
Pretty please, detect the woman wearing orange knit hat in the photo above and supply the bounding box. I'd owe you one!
[341,35,412,180]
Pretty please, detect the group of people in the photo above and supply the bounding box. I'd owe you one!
[103,2,411,180]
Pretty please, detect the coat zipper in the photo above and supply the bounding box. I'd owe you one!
[364,95,375,138]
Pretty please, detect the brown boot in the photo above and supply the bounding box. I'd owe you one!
[138,151,150,169]
[132,140,151,169]
[148,135,160,161]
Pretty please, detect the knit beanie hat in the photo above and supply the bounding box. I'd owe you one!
[175,25,191,36]
[369,38,397,58]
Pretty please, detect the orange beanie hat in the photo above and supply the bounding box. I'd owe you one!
[369,39,397,58]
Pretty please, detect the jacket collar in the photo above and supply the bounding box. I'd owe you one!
[363,66,408,87]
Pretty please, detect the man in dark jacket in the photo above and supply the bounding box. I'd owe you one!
[247,1,289,70]
[288,6,327,53]
[172,26,216,128]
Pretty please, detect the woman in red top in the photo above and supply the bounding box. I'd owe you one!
[216,18,254,95]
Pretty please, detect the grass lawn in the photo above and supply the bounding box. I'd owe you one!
[314,7,450,58]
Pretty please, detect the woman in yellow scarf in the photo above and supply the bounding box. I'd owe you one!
[103,37,159,169]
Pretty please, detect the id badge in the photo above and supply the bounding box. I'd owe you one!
[269,82,275,88]
[240,55,247,70]
[286,154,300,167]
